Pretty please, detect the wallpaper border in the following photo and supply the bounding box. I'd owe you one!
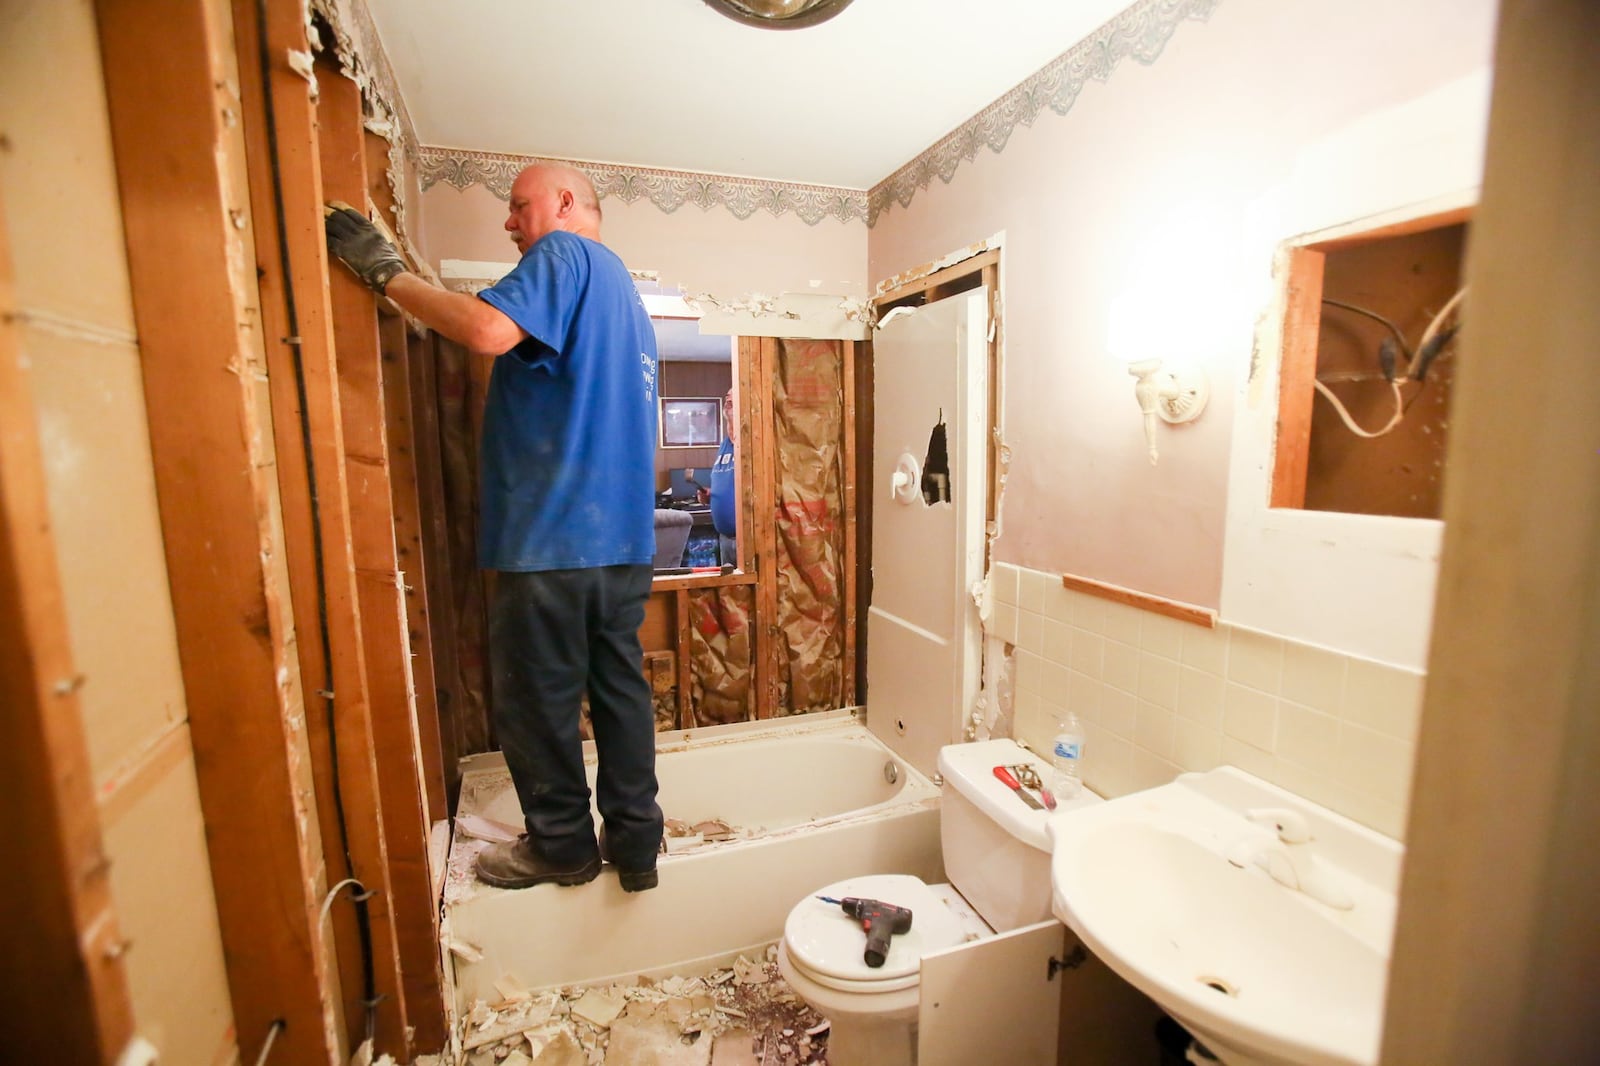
[417,148,870,227]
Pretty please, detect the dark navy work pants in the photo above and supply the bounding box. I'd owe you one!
[488,565,663,870]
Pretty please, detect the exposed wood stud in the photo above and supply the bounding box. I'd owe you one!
[840,339,859,704]
[853,333,875,706]
[751,338,781,719]
[406,331,466,807]
[368,124,449,825]
[1271,247,1325,509]
[318,59,447,1055]
[98,0,347,1059]
[675,589,692,729]
[380,310,449,821]
[309,54,418,1060]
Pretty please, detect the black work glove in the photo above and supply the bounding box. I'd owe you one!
[323,201,406,294]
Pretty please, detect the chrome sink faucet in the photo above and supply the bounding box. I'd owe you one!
[1227,807,1355,910]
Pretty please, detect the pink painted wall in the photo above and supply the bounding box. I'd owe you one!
[867,0,1495,612]
[421,181,868,299]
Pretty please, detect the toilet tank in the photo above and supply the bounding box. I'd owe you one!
[937,739,1101,932]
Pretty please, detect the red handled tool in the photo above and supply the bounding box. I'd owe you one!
[994,764,1044,809]
[817,895,914,967]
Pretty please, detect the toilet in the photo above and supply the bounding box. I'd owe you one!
[776,738,1102,1066]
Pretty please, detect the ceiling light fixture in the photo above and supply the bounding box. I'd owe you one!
[701,0,856,30]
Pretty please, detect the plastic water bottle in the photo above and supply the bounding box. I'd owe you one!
[1050,711,1085,801]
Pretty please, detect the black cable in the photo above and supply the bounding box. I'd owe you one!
[252,0,378,1048]
[1321,298,1415,365]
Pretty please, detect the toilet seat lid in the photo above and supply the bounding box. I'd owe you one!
[784,874,966,987]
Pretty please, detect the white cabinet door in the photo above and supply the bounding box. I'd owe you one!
[866,289,989,776]
[917,919,1067,1066]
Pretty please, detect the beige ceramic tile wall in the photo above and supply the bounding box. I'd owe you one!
[2,1,236,1059]
[989,564,1422,839]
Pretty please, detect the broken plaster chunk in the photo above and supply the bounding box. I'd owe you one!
[501,1054,533,1066]
[457,813,522,843]
[569,988,626,1029]
[692,819,737,841]
[525,1029,586,1066]
[733,955,769,985]
[449,937,486,963]
[663,832,704,854]
[495,974,532,1004]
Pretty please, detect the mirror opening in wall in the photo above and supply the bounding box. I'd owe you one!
[1272,206,1471,520]
[647,301,739,574]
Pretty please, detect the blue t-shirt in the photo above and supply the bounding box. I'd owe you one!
[476,231,659,571]
[708,436,736,536]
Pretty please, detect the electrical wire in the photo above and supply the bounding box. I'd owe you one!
[251,0,378,1048]
[1313,378,1406,438]
[253,1022,285,1066]
[1312,287,1466,438]
[1321,297,1414,364]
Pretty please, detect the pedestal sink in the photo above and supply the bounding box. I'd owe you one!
[1048,767,1403,1066]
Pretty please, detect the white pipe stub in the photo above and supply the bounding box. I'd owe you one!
[890,452,922,504]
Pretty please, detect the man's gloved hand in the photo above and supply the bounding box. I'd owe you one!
[323,201,407,294]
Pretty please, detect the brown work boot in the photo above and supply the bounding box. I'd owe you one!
[475,836,601,889]
[598,826,659,893]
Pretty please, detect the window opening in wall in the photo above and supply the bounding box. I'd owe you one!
[1273,210,1470,519]
[650,315,736,572]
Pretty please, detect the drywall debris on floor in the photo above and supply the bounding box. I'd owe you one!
[456,947,828,1066]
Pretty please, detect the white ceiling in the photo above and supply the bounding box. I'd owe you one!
[366,0,1135,190]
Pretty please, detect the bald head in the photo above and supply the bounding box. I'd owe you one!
[504,163,603,253]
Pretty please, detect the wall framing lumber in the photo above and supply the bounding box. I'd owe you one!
[873,247,1000,308]
[368,123,449,824]
[675,588,693,728]
[304,54,411,1059]
[853,335,874,705]
[840,340,859,704]
[406,330,466,806]
[980,260,1002,559]
[1270,246,1324,509]
[317,59,447,1055]
[749,338,781,718]
[0,177,136,1066]
[380,309,449,822]
[93,1,344,1061]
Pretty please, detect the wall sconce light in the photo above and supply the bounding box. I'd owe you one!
[1126,359,1209,465]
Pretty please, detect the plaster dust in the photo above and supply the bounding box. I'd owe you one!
[450,948,829,1066]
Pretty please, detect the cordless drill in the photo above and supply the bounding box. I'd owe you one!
[817,895,914,967]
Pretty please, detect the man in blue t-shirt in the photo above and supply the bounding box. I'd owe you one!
[325,163,663,893]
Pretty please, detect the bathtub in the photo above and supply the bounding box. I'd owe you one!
[442,710,944,1010]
